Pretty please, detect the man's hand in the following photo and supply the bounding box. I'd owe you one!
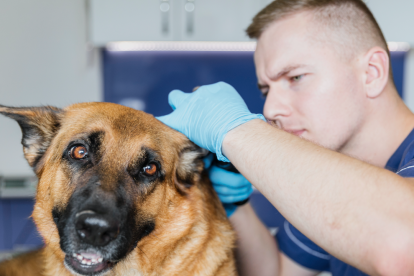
[204,154,253,217]
[157,82,266,161]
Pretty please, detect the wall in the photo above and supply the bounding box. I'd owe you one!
[0,0,101,177]
[365,0,414,111]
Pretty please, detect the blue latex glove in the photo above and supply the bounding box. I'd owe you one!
[157,82,266,162]
[204,155,253,217]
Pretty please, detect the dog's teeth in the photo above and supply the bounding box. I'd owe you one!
[77,255,83,261]
[92,258,97,263]
[86,261,92,265]
[72,253,77,257]
[98,257,103,262]
[82,260,87,264]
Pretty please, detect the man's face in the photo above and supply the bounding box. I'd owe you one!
[255,12,367,151]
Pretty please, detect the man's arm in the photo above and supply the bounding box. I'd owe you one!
[223,119,414,276]
[157,82,414,275]
[231,203,319,276]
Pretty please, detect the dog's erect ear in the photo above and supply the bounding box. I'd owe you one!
[175,143,209,192]
[0,105,63,169]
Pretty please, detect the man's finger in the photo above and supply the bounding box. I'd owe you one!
[209,166,250,185]
[168,90,192,110]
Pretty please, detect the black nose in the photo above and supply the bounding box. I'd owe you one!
[75,211,120,247]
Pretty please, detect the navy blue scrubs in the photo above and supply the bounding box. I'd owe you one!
[276,129,414,275]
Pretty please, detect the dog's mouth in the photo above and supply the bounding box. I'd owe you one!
[64,251,115,276]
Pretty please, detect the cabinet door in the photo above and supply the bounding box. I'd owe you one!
[90,0,175,45]
[178,0,264,41]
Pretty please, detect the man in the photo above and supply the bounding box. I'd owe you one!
[158,0,414,275]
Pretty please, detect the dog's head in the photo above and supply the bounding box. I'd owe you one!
[0,102,209,276]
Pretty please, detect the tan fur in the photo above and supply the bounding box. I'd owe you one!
[0,102,237,276]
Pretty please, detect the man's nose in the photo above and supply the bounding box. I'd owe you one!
[263,87,292,121]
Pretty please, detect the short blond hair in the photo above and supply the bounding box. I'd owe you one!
[247,0,390,63]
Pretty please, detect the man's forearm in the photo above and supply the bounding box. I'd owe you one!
[231,204,322,276]
[230,203,280,276]
[223,119,414,275]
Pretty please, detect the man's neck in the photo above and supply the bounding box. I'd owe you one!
[339,85,414,168]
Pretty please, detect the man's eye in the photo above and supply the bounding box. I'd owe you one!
[291,75,304,82]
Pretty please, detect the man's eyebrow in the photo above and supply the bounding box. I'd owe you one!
[257,64,307,93]
[270,64,307,80]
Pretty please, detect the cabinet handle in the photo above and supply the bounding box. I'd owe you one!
[160,1,170,35]
[185,1,195,35]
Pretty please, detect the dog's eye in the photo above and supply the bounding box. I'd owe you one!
[69,145,88,160]
[142,163,157,176]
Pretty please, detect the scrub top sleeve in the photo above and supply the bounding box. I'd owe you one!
[276,220,331,271]
[397,159,414,177]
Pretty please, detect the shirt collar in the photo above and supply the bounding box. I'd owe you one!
[385,128,414,172]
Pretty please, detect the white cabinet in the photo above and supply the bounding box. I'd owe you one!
[89,0,273,45]
[177,0,263,41]
[89,0,175,44]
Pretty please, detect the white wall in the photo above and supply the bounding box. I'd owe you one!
[365,0,414,111]
[0,1,101,177]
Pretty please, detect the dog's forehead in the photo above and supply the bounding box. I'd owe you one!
[62,103,163,136]
[57,102,184,155]
[65,102,152,124]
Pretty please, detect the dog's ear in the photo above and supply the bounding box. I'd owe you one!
[175,143,209,192]
[0,105,63,169]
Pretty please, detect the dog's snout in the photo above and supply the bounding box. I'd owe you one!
[75,212,120,247]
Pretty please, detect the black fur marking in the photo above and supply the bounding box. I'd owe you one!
[54,175,154,264]
[128,147,165,188]
[52,207,63,226]
[134,220,155,245]
[88,131,104,163]
[62,131,105,175]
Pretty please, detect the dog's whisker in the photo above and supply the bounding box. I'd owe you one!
[137,246,150,262]
[149,232,162,243]
[45,227,57,248]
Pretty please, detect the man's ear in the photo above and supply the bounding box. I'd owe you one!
[363,46,390,98]
[0,105,63,170]
[175,142,209,193]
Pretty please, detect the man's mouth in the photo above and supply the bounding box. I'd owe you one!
[286,129,305,136]
[266,120,305,137]
[65,251,115,275]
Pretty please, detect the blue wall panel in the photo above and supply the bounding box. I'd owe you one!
[103,51,265,116]
[10,199,43,249]
[0,199,43,251]
[390,51,407,98]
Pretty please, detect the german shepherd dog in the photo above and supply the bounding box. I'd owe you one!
[0,102,236,276]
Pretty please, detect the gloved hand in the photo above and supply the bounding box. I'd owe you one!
[157,82,266,162]
[204,154,253,217]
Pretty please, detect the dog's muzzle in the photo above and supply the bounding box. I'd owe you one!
[64,210,121,275]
